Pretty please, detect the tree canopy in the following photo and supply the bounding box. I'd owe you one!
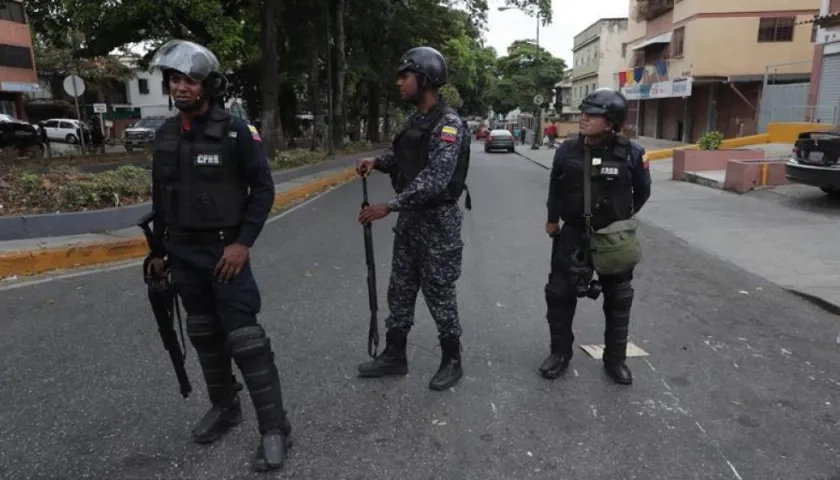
[24,0,562,153]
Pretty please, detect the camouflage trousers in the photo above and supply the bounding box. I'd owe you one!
[385,231,463,340]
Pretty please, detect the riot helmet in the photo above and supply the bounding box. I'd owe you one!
[397,46,447,88]
[150,39,227,111]
[579,88,628,132]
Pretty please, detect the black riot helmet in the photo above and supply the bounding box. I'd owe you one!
[397,46,448,88]
[150,39,228,111]
[579,88,628,132]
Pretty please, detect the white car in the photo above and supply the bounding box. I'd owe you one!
[41,118,90,144]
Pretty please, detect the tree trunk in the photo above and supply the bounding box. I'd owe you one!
[366,81,381,143]
[382,94,392,140]
[308,25,321,151]
[331,0,346,149]
[259,0,283,158]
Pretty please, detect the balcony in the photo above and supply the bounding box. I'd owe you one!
[572,61,599,80]
[634,0,674,22]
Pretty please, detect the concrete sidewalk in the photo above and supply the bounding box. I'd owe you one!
[516,144,840,311]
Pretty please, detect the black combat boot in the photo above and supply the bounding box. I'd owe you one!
[228,326,292,472]
[357,328,409,378]
[429,336,463,391]
[187,315,244,444]
[602,281,634,385]
[539,283,576,379]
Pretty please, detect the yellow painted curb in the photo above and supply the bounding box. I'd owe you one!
[643,133,773,162]
[0,167,359,278]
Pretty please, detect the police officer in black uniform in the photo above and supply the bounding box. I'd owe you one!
[145,39,291,471]
[539,88,651,385]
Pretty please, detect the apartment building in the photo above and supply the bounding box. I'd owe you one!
[805,0,840,123]
[619,0,819,142]
[570,18,629,118]
[0,0,39,120]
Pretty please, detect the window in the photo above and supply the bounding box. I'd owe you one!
[0,0,26,23]
[138,78,149,94]
[758,17,794,42]
[621,43,627,58]
[0,43,32,69]
[671,27,685,57]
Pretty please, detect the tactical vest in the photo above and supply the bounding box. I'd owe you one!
[152,107,248,231]
[557,136,634,231]
[390,101,471,209]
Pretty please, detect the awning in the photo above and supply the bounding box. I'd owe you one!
[631,31,673,51]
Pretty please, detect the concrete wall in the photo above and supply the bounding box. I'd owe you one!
[689,15,819,77]
[598,21,628,90]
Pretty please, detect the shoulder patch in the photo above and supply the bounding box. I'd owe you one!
[440,125,458,143]
[247,124,261,142]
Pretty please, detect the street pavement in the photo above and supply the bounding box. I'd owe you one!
[2,143,840,479]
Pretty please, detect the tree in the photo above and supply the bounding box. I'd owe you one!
[488,39,566,117]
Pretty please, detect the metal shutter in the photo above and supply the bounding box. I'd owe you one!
[816,54,840,125]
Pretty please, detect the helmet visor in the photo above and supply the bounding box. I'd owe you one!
[150,40,220,82]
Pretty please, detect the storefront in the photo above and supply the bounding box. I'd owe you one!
[621,78,694,142]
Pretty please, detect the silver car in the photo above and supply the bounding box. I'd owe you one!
[484,129,515,153]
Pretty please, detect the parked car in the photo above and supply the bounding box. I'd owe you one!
[123,116,168,152]
[785,130,840,197]
[484,129,515,153]
[41,118,90,144]
[0,114,42,157]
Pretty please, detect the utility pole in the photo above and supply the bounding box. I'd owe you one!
[532,12,541,150]
[326,8,335,156]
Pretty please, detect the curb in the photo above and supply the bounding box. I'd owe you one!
[0,167,358,278]
[784,288,840,316]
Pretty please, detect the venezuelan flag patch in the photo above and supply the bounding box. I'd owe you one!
[440,125,458,143]
[248,124,261,142]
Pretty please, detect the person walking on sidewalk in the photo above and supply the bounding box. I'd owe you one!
[539,88,651,385]
[355,46,471,391]
[145,39,292,472]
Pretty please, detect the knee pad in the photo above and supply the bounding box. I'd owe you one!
[227,325,271,363]
[186,314,223,349]
[545,279,573,307]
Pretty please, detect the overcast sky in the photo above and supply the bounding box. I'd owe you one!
[483,0,630,66]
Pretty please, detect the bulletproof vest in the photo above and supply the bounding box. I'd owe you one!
[152,107,248,231]
[390,101,470,208]
[556,135,634,231]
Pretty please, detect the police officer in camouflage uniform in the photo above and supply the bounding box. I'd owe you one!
[145,39,291,471]
[355,46,471,391]
[539,88,651,385]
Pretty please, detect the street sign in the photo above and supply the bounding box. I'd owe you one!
[93,103,107,113]
[62,75,85,97]
[533,94,544,105]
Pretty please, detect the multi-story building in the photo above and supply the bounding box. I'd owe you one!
[619,0,819,142]
[0,0,39,120]
[806,0,840,123]
[571,18,629,118]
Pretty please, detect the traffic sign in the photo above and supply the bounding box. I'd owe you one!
[63,75,85,97]
[533,94,544,105]
[93,103,107,113]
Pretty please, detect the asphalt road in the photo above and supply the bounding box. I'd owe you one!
[2,144,839,480]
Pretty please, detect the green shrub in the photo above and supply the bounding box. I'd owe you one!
[698,131,724,150]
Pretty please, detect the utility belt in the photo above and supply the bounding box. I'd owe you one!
[165,226,240,245]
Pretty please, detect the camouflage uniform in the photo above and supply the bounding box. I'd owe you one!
[374,110,465,340]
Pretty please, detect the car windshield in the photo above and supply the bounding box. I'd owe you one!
[132,117,166,129]
[0,114,15,122]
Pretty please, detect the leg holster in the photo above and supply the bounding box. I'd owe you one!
[544,279,577,355]
[186,314,238,407]
[228,326,290,435]
[602,281,634,364]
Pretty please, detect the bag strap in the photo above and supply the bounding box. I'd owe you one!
[582,145,594,262]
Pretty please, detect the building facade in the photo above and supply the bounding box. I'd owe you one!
[570,18,629,119]
[619,0,819,142]
[0,0,39,120]
[805,0,840,124]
